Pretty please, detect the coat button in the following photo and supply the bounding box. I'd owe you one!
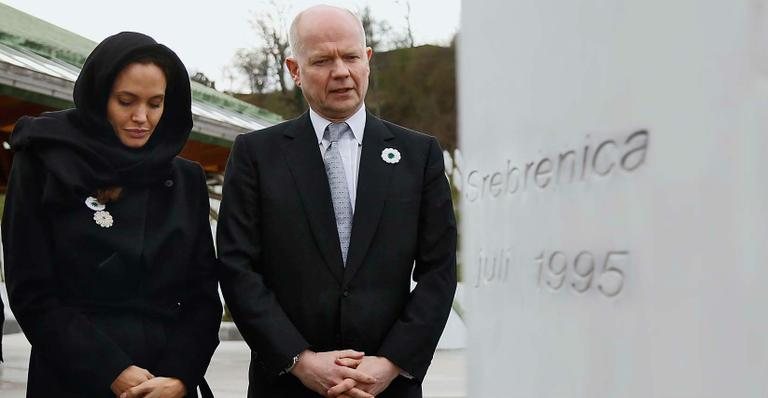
[342,290,351,298]
[164,179,174,187]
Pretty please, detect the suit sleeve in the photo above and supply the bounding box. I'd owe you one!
[377,137,458,382]
[216,135,309,376]
[1,287,4,362]
[2,151,133,392]
[154,165,222,391]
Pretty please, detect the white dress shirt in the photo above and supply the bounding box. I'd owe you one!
[310,105,366,212]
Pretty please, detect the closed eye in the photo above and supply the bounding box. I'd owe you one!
[148,95,165,109]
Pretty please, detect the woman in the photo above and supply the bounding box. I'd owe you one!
[2,32,221,397]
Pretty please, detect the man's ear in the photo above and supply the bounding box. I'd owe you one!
[286,57,301,87]
[366,47,373,61]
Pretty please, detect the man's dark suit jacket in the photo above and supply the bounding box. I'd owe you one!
[1,291,4,362]
[217,111,457,397]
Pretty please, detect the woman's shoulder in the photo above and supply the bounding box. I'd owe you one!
[171,156,207,185]
[10,110,79,148]
[8,149,45,179]
[170,158,211,211]
[172,156,203,172]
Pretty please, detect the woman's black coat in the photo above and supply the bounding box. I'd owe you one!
[2,152,221,397]
[1,32,221,397]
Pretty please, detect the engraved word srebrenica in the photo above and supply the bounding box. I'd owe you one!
[464,130,649,202]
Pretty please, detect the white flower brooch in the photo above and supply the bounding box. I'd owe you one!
[85,196,114,228]
[93,211,114,228]
[381,148,401,164]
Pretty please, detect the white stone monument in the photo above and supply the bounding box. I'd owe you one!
[459,1,768,397]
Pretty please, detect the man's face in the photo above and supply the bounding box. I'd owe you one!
[287,11,373,121]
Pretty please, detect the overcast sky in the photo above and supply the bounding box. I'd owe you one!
[1,0,461,92]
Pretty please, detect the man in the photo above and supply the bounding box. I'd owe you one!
[217,5,456,397]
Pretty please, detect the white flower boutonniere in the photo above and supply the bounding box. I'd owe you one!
[381,148,401,164]
[86,196,114,228]
[93,210,114,228]
[85,196,106,211]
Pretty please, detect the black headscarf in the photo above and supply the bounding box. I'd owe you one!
[10,31,192,193]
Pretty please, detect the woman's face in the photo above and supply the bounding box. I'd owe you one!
[106,62,167,148]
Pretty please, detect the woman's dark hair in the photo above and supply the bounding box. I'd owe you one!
[96,186,123,204]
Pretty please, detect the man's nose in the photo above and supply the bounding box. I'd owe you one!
[330,58,351,78]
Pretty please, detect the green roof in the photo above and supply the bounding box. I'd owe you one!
[0,2,282,124]
[0,3,94,66]
[191,82,281,123]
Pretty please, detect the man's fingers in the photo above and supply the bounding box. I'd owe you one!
[335,357,362,368]
[341,387,375,398]
[335,349,365,359]
[339,366,377,384]
[327,378,356,397]
[143,388,164,398]
[123,382,150,398]
[135,366,154,379]
[122,387,138,398]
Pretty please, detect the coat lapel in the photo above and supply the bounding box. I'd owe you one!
[344,114,395,285]
[281,113,345,284]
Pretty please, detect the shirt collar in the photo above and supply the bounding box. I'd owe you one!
[310,104,366,146]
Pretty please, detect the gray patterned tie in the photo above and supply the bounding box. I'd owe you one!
[323,122,353,266]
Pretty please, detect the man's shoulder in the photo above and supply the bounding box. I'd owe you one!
[376,116,438,146]
[235,115,305,146]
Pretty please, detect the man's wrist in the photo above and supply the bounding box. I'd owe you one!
[170,378,187,395]
[281,353,301,375]
[379,355,412,379]
[285,349,313,375]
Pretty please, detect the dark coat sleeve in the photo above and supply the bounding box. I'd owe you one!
[2,151,133,391]
[1,288,4,362]
[376,137,458,381]
[153,164,222,391]
[216,135,310,376]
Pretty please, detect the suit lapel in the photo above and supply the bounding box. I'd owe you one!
[344,113,395,285]
[281,113,344,284]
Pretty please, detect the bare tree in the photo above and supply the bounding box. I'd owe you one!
[359,5,393,51]
[249,0,291,94]
[233,48,272,94]
[253,20,289,94]
[395,0,415,48]
[220,65,238,93]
